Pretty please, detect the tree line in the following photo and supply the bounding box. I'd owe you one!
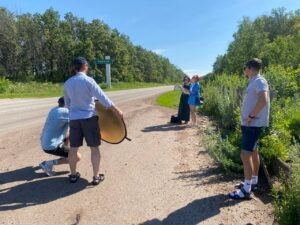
[211,8,300,76]
[0,7,184,83]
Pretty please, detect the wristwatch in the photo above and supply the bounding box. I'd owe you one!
[249,114,255,119]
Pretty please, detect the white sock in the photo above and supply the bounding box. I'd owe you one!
[251,176,258,185]
[243,179,252,193]
[235,189,245,197]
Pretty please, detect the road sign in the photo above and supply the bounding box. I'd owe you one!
[95,59,112,65]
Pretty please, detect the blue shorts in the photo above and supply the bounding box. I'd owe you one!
[241,126,263,152]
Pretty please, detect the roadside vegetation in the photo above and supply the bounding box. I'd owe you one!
[203,9,299,225]
[158,8,300,225]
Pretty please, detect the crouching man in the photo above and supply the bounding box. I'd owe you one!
[39,97,81,176]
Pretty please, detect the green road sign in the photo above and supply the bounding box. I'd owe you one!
[95,59,112,65]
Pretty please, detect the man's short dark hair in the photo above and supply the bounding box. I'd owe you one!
[245,58,262,70]
[72,57,88,67]
[58,96,65,107]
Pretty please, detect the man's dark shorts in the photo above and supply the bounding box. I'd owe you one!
[70,116,101,147]
[44,143,69,157]
[241,126,263,152]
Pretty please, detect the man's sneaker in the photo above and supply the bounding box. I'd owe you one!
[39,161,54,176]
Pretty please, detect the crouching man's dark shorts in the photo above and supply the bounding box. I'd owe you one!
[241,126,263,152]
[44,143,69,157]
[70,116,101,147]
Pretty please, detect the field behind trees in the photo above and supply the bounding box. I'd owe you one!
[0,7,184,84]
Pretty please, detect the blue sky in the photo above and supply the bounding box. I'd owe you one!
[1,0,299,76]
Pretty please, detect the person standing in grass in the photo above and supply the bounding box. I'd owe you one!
[64,57,123,185]
[229,58,270,200]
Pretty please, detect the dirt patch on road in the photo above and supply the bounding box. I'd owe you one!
[0,98,274,225]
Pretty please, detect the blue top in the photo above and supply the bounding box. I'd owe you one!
[64,72,114,120]
[188,82,200,105]
[40,106,69,150]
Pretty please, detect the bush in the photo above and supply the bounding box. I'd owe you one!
[265,65,299,99]
[273,164,300,225]
[202,74,246,130]
[202,127,243,174]
[260,134,289,163]
[100,83,108,89]
[259,98,300,163]
[0,77,11,93]
[289,114,300,142]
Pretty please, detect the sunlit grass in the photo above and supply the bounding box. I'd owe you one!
[156,90,181,109]
[0,81,171,98]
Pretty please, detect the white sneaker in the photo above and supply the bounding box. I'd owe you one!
[39,161,54,176]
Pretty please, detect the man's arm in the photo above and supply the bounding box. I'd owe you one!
[90,79,123,119]
[90,79,113,109]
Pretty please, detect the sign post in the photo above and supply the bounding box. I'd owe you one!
[105,56,111,88]
[94,56,112,88]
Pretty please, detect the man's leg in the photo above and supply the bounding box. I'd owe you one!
[90,146,101,177]
[240,151,253,181]
[56,157,68,164]
[57,151,81,165]
[251,150,260,185]
[68,147,79,175]
[229,149,253,199]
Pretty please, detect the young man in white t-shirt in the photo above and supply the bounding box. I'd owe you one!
[229,58,270,200]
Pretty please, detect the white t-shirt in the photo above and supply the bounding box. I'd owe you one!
[241,74,270,127]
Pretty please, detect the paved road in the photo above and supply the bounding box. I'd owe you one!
[0,86,173,134]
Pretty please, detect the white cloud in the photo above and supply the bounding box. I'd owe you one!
[183,69,210,77]
[183,69,196,73]
[152,49,167,55]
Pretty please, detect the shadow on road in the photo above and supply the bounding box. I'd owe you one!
[0,166,68,184]
[0,167,88,211]
[139,194,240,225]
[174,166,235,187]
[142,123,186,132]
[174,165,272,204]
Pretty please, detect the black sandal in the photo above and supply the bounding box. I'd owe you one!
[92,174,105,185]
[69,172,80,183]
[229,187,251,200]
[235,182,259,192]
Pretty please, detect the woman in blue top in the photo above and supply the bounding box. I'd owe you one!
[187,75,201,127]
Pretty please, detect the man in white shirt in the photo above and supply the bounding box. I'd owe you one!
[64,57,123,185]
[229,58,270,200]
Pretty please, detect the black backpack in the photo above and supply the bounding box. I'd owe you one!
[170,115,179,123]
